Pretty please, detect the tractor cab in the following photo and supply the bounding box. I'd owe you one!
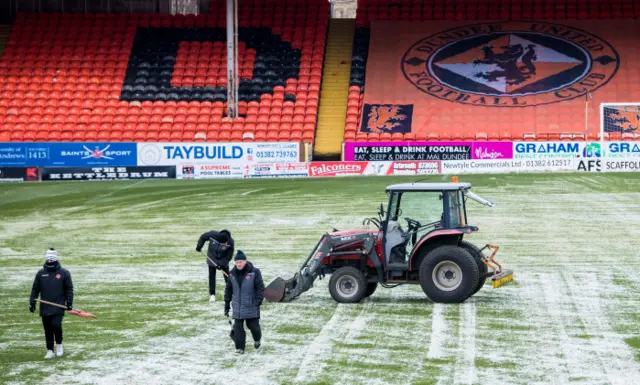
[381,182,495,272]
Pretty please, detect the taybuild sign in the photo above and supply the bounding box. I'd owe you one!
[513,141,586,159]
[41,166,175,181]
[441,158,576,174]
[0,142,137,167]
[344,142,471,161]
[138,142,302,166]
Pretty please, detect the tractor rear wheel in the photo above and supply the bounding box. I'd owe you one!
[419,245,479,303]
[329,267,368,303]
[459,240,488,296]
[365,282,378,297]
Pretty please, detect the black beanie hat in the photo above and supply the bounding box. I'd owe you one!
[234,250,247,261]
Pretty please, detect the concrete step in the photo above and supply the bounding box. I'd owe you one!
[318,101,350,106]
[320,83,350,88]
[313,18,355,157]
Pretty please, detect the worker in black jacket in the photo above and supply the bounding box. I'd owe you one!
[224,250,264,354]
[29,248,73,359]
[195,229,234,302]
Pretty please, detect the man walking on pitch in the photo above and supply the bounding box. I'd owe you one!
[29,248,74,359]
[195,229,234,302]
[224,250,264,354]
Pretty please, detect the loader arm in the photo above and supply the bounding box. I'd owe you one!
[265,231,383,302]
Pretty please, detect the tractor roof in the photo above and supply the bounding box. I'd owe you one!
[385,182,472,192]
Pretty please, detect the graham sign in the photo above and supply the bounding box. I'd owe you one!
[137,142,302,166]
[578,142,640,158]
[512,141,585,159]
[605,142,640,157]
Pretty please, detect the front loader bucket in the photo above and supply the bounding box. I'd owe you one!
[265,235,327,303]
[265,277,287,302]
[265,274,302,302]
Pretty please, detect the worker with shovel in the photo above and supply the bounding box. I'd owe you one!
[29,248,73,359]
[224,250,265,355]
[195,229,235,303]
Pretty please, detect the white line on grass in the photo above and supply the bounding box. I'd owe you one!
[427,303,447,359]
[453,301,477,385]
[343,299,371,344]
[241,189,264,196]
[405,297,440,385]
[295,304,345,382]
[85,180,147,205]
[115,192,211,211]
[562,271,640,385]
[538,272,585,384]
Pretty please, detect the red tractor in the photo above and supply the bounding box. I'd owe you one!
[265,181,514,304]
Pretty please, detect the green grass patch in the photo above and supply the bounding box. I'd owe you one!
[625,337,640,362]
[2,173,640,384]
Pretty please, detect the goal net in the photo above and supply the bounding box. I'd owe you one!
[600,103,640,140]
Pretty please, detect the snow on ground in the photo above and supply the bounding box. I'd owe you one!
[1,175,639,385]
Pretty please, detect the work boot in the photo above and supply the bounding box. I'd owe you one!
[56,344,63,357]
[235,349,244,355]
[45,350,55,359]
[254,340,261,349]
[210,295,216,303]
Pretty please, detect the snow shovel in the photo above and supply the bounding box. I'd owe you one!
[36,299,97,319]
[207,256,229,278]
[228,318,235,342]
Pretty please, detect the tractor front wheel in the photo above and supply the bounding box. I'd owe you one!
[419,246,479,303]
[329,267,368,303]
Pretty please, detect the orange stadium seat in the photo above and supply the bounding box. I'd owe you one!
[1,1,329,143]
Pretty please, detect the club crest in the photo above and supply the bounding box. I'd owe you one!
[401,21,619,107]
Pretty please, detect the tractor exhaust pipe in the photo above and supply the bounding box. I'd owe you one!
[264,235,327,302]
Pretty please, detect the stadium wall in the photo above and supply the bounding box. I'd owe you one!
[1,140,640,182]
[357,20,639,140]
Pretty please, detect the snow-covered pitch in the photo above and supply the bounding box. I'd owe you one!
[1,173,639,385]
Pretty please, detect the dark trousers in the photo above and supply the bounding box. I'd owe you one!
[42,315,63,350]
[208,264,229,295]
[233,318,261,350]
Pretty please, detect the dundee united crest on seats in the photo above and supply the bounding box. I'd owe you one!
[401,21,619,107]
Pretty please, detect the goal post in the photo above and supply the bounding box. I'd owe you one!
[600,102,640,138]
[600,102,640,155]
